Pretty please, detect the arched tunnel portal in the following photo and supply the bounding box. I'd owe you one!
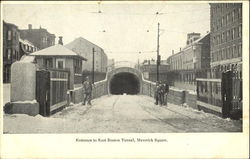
[108,67,142,95]
[110,72,140,95]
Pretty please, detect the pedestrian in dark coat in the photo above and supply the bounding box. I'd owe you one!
[163,82,169,106]
[82,76,92,105]
[158,82,165,106]
[154,81,160,105]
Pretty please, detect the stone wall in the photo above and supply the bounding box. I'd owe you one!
[141,80,156,97]
[167,88,185,105]
[185,91,197,109]
[167,88,198,109]
[69,79,108,104]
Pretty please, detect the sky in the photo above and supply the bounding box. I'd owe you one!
[3,2,210,63]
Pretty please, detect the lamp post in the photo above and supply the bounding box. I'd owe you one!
[156,23,160,82]
[92,48,95,84]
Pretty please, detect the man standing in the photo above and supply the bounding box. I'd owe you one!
[154,81,160,105]
[82,76,92,105]
[158,81,164,106]
[163,82,169,106]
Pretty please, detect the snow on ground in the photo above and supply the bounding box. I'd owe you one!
[3,95,242,133]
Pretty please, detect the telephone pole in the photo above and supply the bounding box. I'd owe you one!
[156,22,160,82]
[92,48,95,84]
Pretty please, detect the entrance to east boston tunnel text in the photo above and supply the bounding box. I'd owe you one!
[110,72,140,95]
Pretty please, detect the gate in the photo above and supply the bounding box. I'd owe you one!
[36,69,69,116]
[196,70,242,119]
[221,70,242,119]
[36,70,50,116]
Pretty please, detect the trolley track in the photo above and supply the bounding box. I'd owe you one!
[140,96,231,132]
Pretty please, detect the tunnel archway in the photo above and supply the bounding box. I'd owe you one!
[110,72,140,95]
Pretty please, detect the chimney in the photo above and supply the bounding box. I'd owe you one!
[28,24,32,30]
[58,36,63,45]
[180,48,182,52]
[172,50,174,55]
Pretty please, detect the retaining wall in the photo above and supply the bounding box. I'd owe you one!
[69,79,108,104]
[141,78,156,97]
[167,88,197,109]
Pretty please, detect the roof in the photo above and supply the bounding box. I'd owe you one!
[3,20,18,28]
[19,28,56,37]
[66,37,103,51]
[19,38,36,47]
[183,32,210,50]
[30,44,87,61]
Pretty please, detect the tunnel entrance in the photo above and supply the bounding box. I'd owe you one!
[110,72,140,95]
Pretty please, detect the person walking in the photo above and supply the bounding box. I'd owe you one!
[163,82,169,106]
[154,81,160,105]
[158,81,165,106]
[82,76,92,106]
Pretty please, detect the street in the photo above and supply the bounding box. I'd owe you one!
[3,95,242,133]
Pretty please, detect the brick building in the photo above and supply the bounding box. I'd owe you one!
[210,3,242,73]
[19,24,56,50]
[3,21,20,83]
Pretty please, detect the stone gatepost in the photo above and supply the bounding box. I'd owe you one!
[5,61,39,116]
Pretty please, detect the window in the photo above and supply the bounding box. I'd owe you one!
[233,45,237,58]
[232,10,235,22]
[57,61,64,69]
[238,44,242,57]
[239,7,242,18]
[225,48,228,59]
[7,30,12,40]
[239,25,242,37]
[230,47,233,58]
[232,29,234,40]
[42,37,47,44]
[44,58,53,68]
[7,49,11,60]
[218,50,222,60]
[226,30,229,41]
[13,50,16,60]
[226,14,229,25]
[56,58,65,69]
[222,32,225,43]
[222,48,225,60]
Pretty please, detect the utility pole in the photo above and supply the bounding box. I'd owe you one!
[156,22,160,82]
[92,48,95,84]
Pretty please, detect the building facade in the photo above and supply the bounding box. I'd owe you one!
[168,33,210,71]
[2,21,41,83]
[19,38,38,57]
[19,24,56,50]
[65,37,108,73]
[139,59,170,82]
[210,3,242,72]
[3,21,20,83]
[166,32,210,90]
[30,44,87,89]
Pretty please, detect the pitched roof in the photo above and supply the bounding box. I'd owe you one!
[65,37,103,50]
[30,44,87,60]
